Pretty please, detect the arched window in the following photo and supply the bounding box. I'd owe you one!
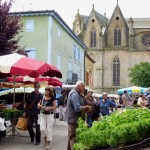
[114,29,121,46]
[113,57,120,86]
[90,31,96,47]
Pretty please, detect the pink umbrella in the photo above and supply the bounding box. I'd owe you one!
[7,76,62,87]
[0,53,62,136]
[0,53,62,78]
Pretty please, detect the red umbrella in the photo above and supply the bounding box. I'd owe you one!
[0,53,62,78]
[0,53,62,136]
[7,76,62,87]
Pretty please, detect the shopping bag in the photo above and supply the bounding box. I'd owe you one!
[16,117,27,131]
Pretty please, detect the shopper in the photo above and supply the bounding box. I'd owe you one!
[66,81,91,150]
[58,91,67,121]
[85,89,96,127]
[100,92,116,116]
[38,86,56,149]
[24,82,43,145]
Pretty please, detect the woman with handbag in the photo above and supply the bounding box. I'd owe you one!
[38,86,56,149]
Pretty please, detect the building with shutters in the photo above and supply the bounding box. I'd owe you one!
[10,10,86,84]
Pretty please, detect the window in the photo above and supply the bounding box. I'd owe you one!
[74,62,76,73]
[80,50,84,64]
[90,30,96,47]
[78,65,80,80]
[26,20,34,32]
[68,58,72,71]
[114,28,121,46]
[141,34,150,46]
[73,45,76,59]
[81,67,84,80]
[75,48,78,60]
[113,57,120,86]
[28,50,35,59]
[57,27,61,38]
[57,54,61,70]
[77,48,80,61]
[25,48,35,59]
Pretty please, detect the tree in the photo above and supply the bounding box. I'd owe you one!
[0,0,23,55]
[128,62,150,87]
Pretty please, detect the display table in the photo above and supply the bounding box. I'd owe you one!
[0,110,24,137]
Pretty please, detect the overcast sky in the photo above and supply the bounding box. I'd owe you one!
[4,0,150,28]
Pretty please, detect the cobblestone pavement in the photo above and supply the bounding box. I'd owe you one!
[0,119,68,150]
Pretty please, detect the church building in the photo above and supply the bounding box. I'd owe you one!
[73,2,150,94]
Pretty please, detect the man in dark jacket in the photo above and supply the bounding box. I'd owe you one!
[24,82,43,145]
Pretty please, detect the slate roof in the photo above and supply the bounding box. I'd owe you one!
[81,11,107,26]
[9,10,87,49]
[126,18,150,28]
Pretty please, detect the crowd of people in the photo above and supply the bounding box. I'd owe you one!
[66,81,150,150]
[118,90,150,108]
[66,81,117,150]
[1,80,150,150]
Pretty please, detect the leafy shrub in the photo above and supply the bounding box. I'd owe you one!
[74,108,150,150]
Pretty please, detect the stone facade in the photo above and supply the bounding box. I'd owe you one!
[73,4,150,94]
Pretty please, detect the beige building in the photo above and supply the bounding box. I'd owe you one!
[85,52,95,89]
[73,3,150,94]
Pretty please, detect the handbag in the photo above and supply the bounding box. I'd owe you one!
[16,117,27,131]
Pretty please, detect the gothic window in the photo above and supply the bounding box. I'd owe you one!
[114,29,121,46]
[141,34,150,46]
[90,30,96,47]
[113,57,120,86]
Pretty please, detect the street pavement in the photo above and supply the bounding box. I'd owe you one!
[0,119,68,150]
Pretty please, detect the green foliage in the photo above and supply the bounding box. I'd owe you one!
[128,62,150,87]
[74,108,150,150]
[3,108,19,113]
[0,1,23,55]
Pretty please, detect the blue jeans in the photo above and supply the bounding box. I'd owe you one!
[86,114,93,128]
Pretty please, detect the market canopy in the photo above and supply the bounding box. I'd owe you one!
[93,93,119,98]
[0,53,62,78]
[118,86,148,94]
[0,87,61,96]
[7,76,62,87]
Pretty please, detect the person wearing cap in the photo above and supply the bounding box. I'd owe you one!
[100,92,116,116]
[24,82,43,145]
[85,89,96,128]
[66,81,92,150]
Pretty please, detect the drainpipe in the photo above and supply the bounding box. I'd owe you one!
[84,50,86,83]
[102,50,104,92]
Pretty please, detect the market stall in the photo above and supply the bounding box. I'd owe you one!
[118,86,148,94]
[0,53,62,136]
[74,108,150,150]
